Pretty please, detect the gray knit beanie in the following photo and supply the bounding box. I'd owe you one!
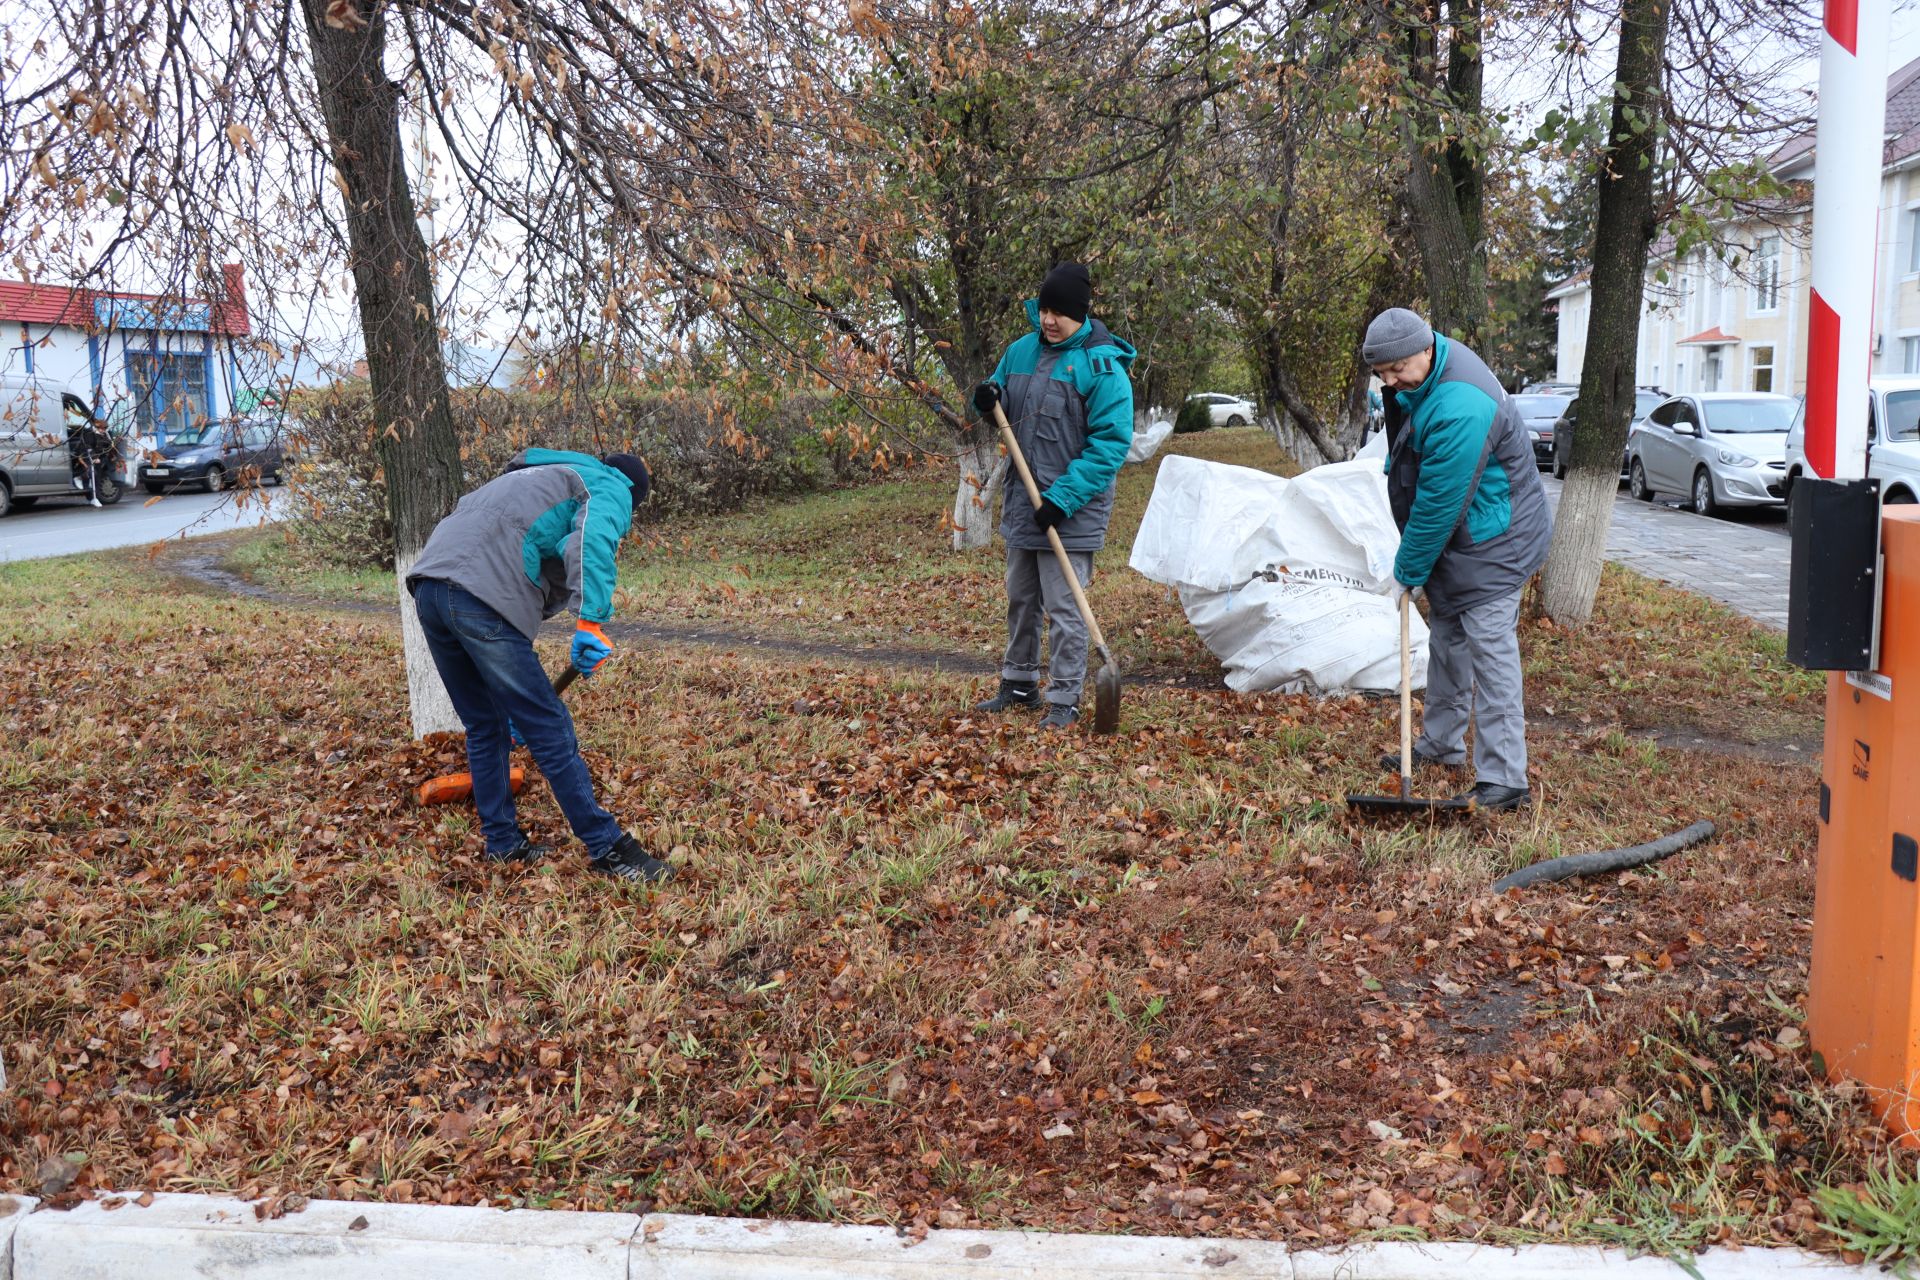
[1362,308,1434,364]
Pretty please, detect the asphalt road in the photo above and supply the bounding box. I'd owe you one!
[0,486,292,564]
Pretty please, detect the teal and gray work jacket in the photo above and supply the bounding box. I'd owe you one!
[985,299,1137,552]
[1383,334,1551,618]
[405,448,635,640]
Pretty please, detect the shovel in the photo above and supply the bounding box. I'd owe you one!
[416,666,579,806]
[990,401,1122,734]
[1345,592,1474,815]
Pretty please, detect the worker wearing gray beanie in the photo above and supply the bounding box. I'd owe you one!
[1367,307,1552,813]
[1361,307,1434,365]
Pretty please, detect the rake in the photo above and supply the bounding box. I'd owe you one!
[1345,592,1474,815]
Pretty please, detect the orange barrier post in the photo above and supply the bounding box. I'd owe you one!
[1807,506,1920,1144]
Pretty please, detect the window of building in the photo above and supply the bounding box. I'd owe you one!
[126,350,210,444]
[1751,237,1781,312]
[1689,254,1708,331]
[1750,345,1775,392]
[1909,209,1920,275]
[1905,336,1920,375]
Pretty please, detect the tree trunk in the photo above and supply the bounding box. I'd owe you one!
[1538,0,1671,625]
[1400,0,1488,347]
[1260,346,1348,465]
[302,0,465,735]
[952,421,1007,551]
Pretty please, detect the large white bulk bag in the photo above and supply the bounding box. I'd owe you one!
[1129,453,1425,695]
[1126,415,1176,464]
[1180,569,1428,695]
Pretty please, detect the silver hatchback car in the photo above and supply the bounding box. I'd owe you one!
[1626,392,1798,517]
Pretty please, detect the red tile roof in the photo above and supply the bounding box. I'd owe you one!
[1678,326,1742,346]
[0,264,250,336]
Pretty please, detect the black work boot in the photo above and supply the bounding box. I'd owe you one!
[1039,703,1080,730]
[589,832,676,883]
[974,679,1040,713]
[483,837,549,865]
[1378,748,1467,776]
[1458,782,1531,812]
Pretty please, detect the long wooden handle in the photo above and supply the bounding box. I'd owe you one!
[553,665,579,696]
[991,402,1110,654]
[1398,590,1413,803]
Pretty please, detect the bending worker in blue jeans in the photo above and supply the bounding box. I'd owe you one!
[406,449,673,881]
[1366,308,1552,811]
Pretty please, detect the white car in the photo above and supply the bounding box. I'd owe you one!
[1186,392,1258,429]
[1782,377,1920,506]
[1626,392,1798,516]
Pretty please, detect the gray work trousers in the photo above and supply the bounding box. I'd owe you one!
[1001,545,1093,707]
[1416,586,1529,790]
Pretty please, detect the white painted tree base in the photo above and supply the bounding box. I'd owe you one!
[951,440,1007,553]
[395,549,463,738]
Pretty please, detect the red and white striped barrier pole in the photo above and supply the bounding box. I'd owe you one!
[1804,0,1891,480]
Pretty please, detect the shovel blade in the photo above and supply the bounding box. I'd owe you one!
[1090,663,1122,734]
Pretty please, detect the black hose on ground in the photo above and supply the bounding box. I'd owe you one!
[1491,820,1717,892]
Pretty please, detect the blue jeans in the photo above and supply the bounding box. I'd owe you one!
[411,578,623,859]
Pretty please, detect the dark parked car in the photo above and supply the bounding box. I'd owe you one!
[1550,389,1668,479]
[1511,394,1571,467]
[143,418,292,494]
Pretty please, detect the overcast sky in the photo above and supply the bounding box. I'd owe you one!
[1487,0,1920,137]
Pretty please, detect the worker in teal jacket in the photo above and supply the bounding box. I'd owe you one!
[1367,308,1552,811]
[406,449,673,880]
[970,262,1136,729]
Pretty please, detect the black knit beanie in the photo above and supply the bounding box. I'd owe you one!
[603,453,651,513]
[1037,262,1092,324]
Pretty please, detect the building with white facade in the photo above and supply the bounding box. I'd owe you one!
[0,264,257,447]
[1551,55,1920,398]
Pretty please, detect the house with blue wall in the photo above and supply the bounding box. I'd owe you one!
[0,264,256,449]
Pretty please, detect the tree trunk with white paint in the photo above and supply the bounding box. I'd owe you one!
[303,0,464,735]
[1538,468,1618,622]
[1537,0,1670,625]
[952,428,1007,552]
[396,549,462,737]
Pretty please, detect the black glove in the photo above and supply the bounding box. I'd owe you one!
[1033,498,1068,531]
[972,382,1001,417]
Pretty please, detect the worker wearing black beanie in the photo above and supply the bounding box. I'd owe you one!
[404,446,675,883]
[602,453,651,513]
[966,261,1136,731]
[1037,262,1092,325]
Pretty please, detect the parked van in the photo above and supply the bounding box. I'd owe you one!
[0,374,121,515]
[1782,377,1920,506]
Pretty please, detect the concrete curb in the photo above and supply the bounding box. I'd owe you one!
[12,1193,635,1279]
[1,1196,40,1280]
[0,1191,1886,1279]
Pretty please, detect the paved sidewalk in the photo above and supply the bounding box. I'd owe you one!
[1542,476,1790,629]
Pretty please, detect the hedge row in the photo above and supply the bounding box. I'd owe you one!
[284,384,888,570]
